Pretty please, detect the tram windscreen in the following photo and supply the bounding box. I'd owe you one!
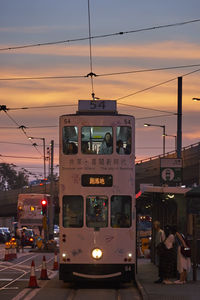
[116,126,132,155]
[81,127,113,154]
[62,196,83,227]
[63,126,78,155]
[111,196,132,228]
[86,196,108,228]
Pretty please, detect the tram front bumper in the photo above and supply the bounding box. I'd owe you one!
[59,263,135,282]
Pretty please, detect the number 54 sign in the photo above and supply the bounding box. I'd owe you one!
[78,100,117,112]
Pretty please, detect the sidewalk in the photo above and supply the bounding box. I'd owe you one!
[136,258,200,300]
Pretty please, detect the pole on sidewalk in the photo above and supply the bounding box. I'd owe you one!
[176,76,182,159]
[49,140,54,240]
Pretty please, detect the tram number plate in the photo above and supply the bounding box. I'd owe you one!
[78,100,116,112]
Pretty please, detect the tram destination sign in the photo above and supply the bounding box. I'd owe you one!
[82,174,113,187]
[78,100,117,112]
[160,158,182,186]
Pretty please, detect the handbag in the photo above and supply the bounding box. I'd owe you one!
[180,246,191,258]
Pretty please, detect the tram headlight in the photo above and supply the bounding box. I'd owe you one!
[62,253,67,261]
[91,248,103,260]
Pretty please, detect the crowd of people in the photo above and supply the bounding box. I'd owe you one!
[153,221,191,284]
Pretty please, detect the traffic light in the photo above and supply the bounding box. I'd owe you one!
[41,199,47,215]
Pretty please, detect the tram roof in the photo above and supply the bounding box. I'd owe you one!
[60,100,134,117]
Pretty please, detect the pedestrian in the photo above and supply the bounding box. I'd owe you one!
[15,226,21,253]
[154,221,165,283]
[153,221,165,277]
[20,229,26,253]
[172,225,191,284]
[158,225,176,284]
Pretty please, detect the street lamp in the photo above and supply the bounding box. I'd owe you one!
[28,136,46,188]
[192,97,200,101]
[144,123,166,156]
[163,134,177,151]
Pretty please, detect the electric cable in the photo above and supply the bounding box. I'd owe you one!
[0,18,199,51]
[1,63,200,81]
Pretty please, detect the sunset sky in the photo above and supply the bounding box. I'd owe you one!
[0,0,200,180]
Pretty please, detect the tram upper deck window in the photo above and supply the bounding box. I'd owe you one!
[63,196,83,228]
[81,127,113,154]
[86,196,108,228]
[116,126,131,155]
[111,196,132,228]
[63,126,78,155]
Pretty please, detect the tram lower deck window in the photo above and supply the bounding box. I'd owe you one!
[111,196,132,228]
[63,196,83,228]
[86,196,108,228]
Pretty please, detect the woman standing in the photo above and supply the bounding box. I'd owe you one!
[159,225,176,284]
[172,226,191,284]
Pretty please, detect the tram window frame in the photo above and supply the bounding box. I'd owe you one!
[62,195,83,228]
[111,196,132,228]
[81,126,113,155]
[116,126,132,155]
[62,126,78,155]
[86,195,108,228]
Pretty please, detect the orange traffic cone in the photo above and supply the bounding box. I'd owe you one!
[28,260,39,288]
[52,251,58,270]
[40,256,49,280]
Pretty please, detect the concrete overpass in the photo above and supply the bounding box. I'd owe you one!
[0,142,199,217]
[136,142,200,191]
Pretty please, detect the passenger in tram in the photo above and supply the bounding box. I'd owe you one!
[98,132,113,154]
[116,139,125,154]
[125,137,131,154]
[81,141,95,154]
[64,142,78,154]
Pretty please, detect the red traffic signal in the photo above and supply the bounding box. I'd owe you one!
[41,199,47,215]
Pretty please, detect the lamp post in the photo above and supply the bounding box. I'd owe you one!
[192,97,200,101]
[163,134,177,151]
[144,123,166,156]
[28,136,46,190]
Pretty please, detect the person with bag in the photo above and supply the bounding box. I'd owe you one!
[158,225,176,284]
[172,226,191,284]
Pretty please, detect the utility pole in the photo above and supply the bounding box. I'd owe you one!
[49,140,54,239]
[177,77,182,158]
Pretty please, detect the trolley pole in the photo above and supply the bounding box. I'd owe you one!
[49,140,54,240]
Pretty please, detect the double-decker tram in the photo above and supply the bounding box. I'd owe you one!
[59,100,135,282]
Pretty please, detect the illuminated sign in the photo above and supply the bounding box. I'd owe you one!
[82,174,113,187]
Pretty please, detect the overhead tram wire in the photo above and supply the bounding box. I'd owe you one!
[1,63,200,82]
[116,66,200,103]
[0,109,42,156]
[0,154,41,159]
[86,0,96,100]
[0,18,200,51]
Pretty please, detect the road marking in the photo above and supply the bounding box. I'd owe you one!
[11,288,30,300]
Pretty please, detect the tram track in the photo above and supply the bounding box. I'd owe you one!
[0,252,55,292]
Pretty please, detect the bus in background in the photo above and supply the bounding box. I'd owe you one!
[17,193,50,236]
[59,100,135,283]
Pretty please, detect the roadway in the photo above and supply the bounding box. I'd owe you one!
[0,244,141,300]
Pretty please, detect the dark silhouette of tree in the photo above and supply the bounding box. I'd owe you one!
[0,163,29,191]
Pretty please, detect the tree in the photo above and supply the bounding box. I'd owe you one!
[0,163,29,191]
